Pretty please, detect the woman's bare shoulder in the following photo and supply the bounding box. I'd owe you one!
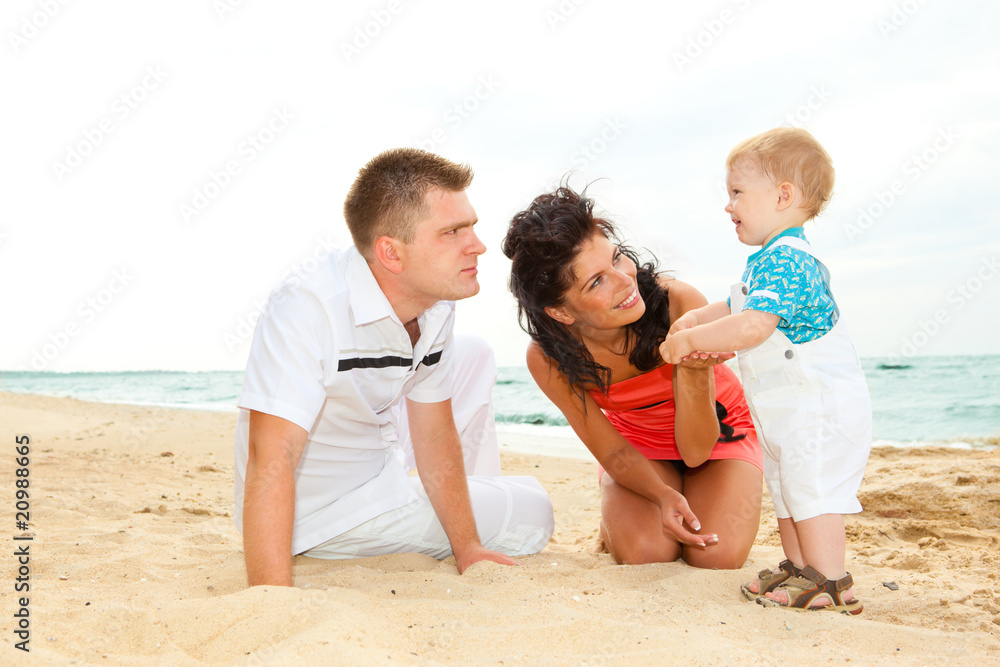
[525,341,590,411]
[658,276,708,319]
[525,341,557,383]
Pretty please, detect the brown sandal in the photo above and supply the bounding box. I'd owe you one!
[740,559,800,601]
[757,566,864,615]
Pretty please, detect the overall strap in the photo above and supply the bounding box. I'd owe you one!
[768,235,817,259]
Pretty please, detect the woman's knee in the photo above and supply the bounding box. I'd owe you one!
[606,529,681,565]
[682,542,752,570]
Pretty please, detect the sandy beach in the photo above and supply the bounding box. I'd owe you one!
[2,390,998,665]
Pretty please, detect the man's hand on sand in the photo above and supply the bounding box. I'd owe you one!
[455,543,519,574]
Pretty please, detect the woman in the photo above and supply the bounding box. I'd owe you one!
[502,186,763,569]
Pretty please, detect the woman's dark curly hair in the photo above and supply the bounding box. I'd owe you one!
[501,186,672,396]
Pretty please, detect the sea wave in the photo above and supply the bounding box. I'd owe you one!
[495,412,567,427]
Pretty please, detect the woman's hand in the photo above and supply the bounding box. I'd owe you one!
[676,350,735,369]
[657,486,718,547]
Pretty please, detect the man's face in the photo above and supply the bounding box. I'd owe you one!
[396,187,486,307]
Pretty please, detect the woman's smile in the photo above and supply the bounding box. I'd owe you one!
[614,287,639,310]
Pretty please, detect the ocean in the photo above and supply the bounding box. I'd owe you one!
[492,355,1000,451]
[2,355,998,456]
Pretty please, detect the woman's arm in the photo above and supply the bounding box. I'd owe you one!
[672,364,720,467]
[664,279,724,466]
[526,343,714,546]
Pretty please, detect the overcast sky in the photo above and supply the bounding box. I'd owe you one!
[2,0,998,372]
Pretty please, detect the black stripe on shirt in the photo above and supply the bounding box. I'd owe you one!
[337,350,444,372]
[421,350,443,367]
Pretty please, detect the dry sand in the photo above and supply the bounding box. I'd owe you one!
[2,391,999,665]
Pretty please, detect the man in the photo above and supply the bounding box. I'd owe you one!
[233,148,554,586]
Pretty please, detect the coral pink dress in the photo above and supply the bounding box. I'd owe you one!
[588,363,762,471]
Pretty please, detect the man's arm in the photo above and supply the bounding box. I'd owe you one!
[242,410,308,586]
[405,397,518,573]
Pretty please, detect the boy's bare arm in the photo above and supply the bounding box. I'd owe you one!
[669,300,732,333]
[660,309,780,363]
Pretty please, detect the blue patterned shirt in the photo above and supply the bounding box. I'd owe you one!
[733,227,837,344]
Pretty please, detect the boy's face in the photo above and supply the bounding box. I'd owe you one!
[725,159,786,247]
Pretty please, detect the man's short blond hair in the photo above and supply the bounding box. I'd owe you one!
[343,148,474,259]
[726,128,835,219]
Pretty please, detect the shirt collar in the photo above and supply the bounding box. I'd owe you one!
[747,226,808,264]
[344,246,456,332]
[345,247,398,326]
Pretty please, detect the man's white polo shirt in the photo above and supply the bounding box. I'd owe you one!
[233,245,456,554]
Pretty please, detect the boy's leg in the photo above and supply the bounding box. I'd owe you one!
[743,448,794,594]
[741,517,800,596]
[758,401,865,604]
[793,513,846,578]
[765,513,853,607]
[744,516,834,590]
[777,516,804,565]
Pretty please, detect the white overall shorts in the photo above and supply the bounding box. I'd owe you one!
[730,236,872,521]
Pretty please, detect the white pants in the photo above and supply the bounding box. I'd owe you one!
[732,237,871,522]
[304,334,554,560]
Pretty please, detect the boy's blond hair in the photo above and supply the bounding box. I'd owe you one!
[726,128,835,219]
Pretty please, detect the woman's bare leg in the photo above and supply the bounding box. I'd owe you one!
[680,459,763,569]
[599,461,684,565]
